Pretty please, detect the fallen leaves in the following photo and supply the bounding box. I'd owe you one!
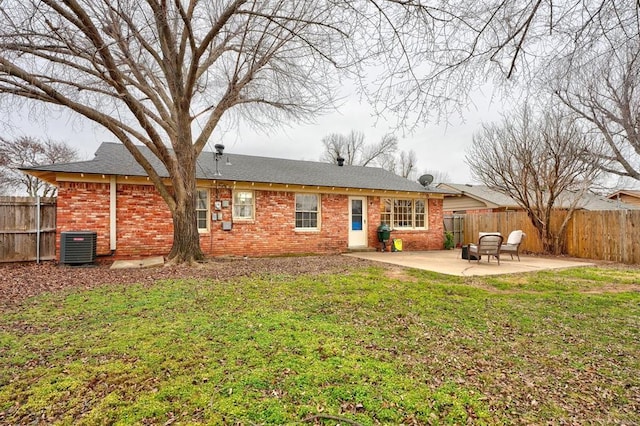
[0,255,374,307]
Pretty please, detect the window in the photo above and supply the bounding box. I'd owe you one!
[233,190,254,220]
[380,198,426,229]
[381,198,392,226]
[196,189,209,231]
[414,199,426,228]
[295,194,319,229]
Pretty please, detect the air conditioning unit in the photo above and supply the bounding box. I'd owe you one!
[60,231,97,265]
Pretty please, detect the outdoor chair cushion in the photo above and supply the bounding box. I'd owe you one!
[468,234,503,265]
[500,230,526,261]
[506,230,523,245]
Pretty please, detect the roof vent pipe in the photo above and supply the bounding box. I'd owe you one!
[336,156,345,167]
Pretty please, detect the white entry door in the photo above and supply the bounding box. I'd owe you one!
[348,196,367,247]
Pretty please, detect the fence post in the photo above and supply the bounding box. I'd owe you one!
[36,196,41,264]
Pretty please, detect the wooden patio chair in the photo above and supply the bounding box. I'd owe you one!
[468,234,503,265]
[500,230,526,261]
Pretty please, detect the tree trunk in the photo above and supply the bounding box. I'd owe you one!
[167,199,205,264]
[165,142,205,264]
[529,211,556,255]
[541,232,555,254]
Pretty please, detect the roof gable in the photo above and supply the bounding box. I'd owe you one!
[607,190,640,199]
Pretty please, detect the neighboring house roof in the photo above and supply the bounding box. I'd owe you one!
[437,183,521,209]
[438,183,639,211]
[23,142,452,194]
[608,189,640,198]
[557,190,640,211]
[607,190,640,206]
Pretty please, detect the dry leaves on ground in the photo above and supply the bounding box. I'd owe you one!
[0,255,374,307]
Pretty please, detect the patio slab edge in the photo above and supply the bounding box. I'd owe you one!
[344,249,595,276]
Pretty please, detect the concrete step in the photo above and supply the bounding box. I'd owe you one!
[346,246,377,253]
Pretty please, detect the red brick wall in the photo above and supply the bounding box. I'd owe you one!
[57,182,112,256]
[116,184,173,257]
[56,182,446,259]
[206,190,347,257]
[377,197,444,251]
[57,182,174,258]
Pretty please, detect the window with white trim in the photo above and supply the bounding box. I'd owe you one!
[295,193,319,229]
[233,190,254,220]
[380,198,426,229]
[196,189,209,231]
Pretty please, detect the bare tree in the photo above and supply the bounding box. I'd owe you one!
[466,105,604,254]
[0,1,399,264]
[0,136,79,197]
[372,1,639,125]
[320,131,366,165]
[319,130,421,179]
[362,134,400,167]
[396,149,417,179]
[555,38,640,181]
[320,131,398,167]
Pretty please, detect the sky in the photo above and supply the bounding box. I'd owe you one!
[5,87,503,185]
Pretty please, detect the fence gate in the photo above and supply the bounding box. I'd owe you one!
[0,196,57,262]
[443,215,464,247]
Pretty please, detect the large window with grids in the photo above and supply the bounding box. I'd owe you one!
[195,189,209,231]
[380,198,426,229]
[233,190,254,220]
[295,194,319,229]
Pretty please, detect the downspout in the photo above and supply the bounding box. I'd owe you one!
[36,195,41,264]
[110,176,117,252]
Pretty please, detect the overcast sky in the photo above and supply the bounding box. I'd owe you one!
[6,86,503,184]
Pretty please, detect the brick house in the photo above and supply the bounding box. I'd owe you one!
[24,142,450,259]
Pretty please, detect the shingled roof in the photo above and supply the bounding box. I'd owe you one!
[439,183,639,211]
[24,142,451,194]
[438,183,520,208]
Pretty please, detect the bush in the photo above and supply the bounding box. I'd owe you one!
[444,231,455,249]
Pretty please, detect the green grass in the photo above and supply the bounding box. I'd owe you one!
[1,266,639,425]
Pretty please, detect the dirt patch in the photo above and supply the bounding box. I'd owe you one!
[0,255,377,308]
[383,266,418,282]
[582,283,640,294]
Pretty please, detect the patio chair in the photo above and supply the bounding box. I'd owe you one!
[468,234,503,265]
[500,230,526,261]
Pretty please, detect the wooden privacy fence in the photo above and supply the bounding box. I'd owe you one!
[566,210,640,263]
[443,215,465,247]
[0,196,56,262]
[463,210,640,264]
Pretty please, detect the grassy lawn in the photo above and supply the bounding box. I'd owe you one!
[1,265,639,425]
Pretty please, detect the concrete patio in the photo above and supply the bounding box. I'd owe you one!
[344,249,595,276]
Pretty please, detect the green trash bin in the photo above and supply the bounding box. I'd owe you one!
[377,224,391,251]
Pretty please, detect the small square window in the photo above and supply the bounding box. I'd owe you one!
[295,194,319,229]
[233,190,254,220]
